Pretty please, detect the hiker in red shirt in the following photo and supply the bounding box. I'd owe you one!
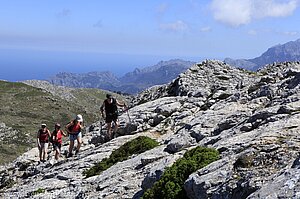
[65,114,84,157]
[37,123,51,162]
[51,123,66,160]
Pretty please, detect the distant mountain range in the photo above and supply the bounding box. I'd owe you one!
[225,38,300,70]
[48,59,195,94]
[48,39,300,94]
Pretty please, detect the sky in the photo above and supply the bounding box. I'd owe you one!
[1,0,300,81]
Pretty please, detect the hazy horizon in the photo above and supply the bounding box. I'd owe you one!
[0,48,204,82]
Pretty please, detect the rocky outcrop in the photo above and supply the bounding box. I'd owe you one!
[2,60,300,198]
[0,123,30,146]
[23,80,76,101]
[49,71,121,92]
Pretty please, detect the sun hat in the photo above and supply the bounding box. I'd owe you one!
[76,114,83,122]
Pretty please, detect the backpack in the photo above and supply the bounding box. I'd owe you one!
[67,120,82,133]
[67,121,75,132]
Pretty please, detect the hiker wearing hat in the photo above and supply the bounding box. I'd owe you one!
[51,123,66,160]
[65,114,84,157]
[100,94,127,140]
[37,123,51,162]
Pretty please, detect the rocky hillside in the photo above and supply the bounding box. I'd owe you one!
[0,80,126,165]
[2,60,300,198]
[49,71,121,91]
[225,38,300,71]
[48,59,195,94]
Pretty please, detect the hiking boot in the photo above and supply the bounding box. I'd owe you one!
[75,150,79,155]
[112,132,117,139]
[67,153,73,158]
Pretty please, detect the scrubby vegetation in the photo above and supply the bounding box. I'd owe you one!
[0,80,128,165]
[84,136,159,177]
[142,146,219,199]
[32,188,45,195]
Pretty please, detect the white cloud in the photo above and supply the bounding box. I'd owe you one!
[248,29,257,35]
[211,0,299,27]
[278,30,298,35]
[200,26,212,32]
[156,3,169,14]
[284,31,298,35]
[159,20,189,32]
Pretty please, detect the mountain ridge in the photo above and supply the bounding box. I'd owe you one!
[2,60,300,198]
[48,59,196,94]
[225,38,300,70]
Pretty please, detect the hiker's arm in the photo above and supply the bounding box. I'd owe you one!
[80,122,84,129]
[47,130,51,137]
[50,132,54,141]
[100,102,105,117]
[61,130,67,136]
[65,122,72,134]
[36,131,40,148]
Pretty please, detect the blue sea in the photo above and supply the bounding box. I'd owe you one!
[0,49,201,82]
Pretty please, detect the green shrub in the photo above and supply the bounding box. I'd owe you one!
[84,136,159,177]
[32,188,45,195]
[142,146,219,199]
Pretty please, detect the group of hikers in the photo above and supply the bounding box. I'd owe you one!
[36,94,127,162]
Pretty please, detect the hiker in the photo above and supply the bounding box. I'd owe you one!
[37,123,51,162]
[65,114,84,157]
[100,94,127,140]
[51,123,66,160]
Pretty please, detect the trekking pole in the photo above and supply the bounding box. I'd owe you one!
[100,115,105,134]
[126,109,131,123]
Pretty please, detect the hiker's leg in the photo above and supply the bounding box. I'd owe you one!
[53,144,58,160]
[54,145,59,160]
[106,122,112,139]
[76,133,82,153]
[42,149,46,161]
[39,148,42,161]
[113,119,119,133]
[43,143,48,161]
[68,133,77,156]
[40,143,46,161]
[55,149,58,160]
[69,140,74,155]
[112,119,119,138]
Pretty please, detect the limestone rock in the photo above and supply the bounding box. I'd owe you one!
[2,60,300,198]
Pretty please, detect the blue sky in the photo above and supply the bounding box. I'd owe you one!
[1,0,300,80]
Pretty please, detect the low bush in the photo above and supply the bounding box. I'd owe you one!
[142,146,219,199]
[32,188,45,195]
[84,136,159,177]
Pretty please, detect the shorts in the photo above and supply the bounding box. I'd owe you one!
[52,142,62,150]
[105,113,118,123]
[38,142,49,150]
[69,132,82,141]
